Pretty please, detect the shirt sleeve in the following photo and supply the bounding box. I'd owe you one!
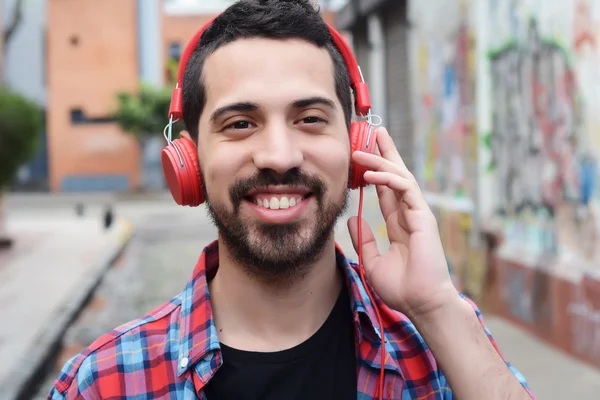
[47,352,100,400]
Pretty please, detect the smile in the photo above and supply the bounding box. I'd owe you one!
[243,188,314,223]
[246,193,313,210]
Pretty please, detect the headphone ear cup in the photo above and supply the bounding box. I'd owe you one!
[161,137,204,206]
[348,121,377,190]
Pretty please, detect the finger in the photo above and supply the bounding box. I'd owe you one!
[374,127,409,172]
[352,150,410,179]
[363,171,427,211]
[377,183,411,232]
[375,183,398,222]
[347,216,381,273]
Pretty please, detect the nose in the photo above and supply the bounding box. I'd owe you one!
[253,122,304,174]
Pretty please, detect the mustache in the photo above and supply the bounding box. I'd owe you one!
[230,168,325,209]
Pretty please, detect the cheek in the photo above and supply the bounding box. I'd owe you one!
[200,145,247,199]
[311,139,350,190]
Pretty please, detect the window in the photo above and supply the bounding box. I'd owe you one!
[169,42,181,61]
[70,109,85,124]
[70,108,115,125]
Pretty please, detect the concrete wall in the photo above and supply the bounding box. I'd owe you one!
[406,0,600,369]
[405,0,485,300]
[0,0,3,81]
[3,0,46,106]
[478,0,600,370]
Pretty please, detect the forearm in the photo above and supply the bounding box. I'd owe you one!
[408,296,531,400]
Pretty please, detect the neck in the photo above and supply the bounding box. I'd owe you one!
[209,235,343,352]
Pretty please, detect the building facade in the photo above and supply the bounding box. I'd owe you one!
[0,0,4,80]
[3,0,49,191]
[45,0,345,192]
[339,0,600,369]
[47,0,141,192]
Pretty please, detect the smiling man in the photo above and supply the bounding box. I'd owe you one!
[49,1,535,399]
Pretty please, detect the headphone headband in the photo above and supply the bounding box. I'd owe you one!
[167,14,371,121]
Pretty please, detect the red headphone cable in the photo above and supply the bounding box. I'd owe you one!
[357,186,386,400]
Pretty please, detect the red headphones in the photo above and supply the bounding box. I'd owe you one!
[161,16,378,207]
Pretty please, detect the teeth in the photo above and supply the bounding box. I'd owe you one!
[269,197,280,210]
[279,197,290,209]
[255,196,304,209]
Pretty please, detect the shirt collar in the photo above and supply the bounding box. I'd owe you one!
[177,240,401,382]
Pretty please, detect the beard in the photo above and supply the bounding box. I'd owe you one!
[204,168,349,286]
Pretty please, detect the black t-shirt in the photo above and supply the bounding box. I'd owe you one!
[204,284,357,399]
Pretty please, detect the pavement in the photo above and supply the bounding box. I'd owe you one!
[484,316,600,399]
[0,210,133,400]
[2,190,600,399]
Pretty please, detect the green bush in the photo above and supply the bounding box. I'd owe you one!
[114,83,185,140]
[0,86,43,191]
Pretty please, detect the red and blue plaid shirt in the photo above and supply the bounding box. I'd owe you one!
[49,241,534,399]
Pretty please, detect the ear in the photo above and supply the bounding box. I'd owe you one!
[180,130,193,141]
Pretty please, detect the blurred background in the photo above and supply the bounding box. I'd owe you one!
[1,0,600,398]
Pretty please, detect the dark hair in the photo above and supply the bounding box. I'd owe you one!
[182,0,353,141]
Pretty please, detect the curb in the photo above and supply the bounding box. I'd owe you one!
[0,219,135,400]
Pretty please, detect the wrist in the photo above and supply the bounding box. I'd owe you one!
[405,290,469,326]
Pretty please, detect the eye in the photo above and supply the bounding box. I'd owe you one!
[226,120,255,130]
[300,116,326,124]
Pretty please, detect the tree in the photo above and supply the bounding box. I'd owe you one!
[0,0,42,250]
[0,87,43,248]
[114,82,185,142]
[113,59,185,190]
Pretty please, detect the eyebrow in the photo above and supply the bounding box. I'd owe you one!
[210,102,259,125]
[291,97,336,111]
[209,96,337,125]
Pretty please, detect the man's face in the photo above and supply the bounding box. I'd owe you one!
[196,38,351,282]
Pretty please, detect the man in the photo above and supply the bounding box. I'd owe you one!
[49,0,535,399]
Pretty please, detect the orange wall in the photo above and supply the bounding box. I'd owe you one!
[47,0,140,192]
[163,14,215,64]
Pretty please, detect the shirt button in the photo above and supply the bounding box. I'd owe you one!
[180,357,189,368]
[205,352,214,361]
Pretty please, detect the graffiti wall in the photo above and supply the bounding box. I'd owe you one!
[483,0,600,262]
[480,0,600,368]
[408,0,486,302]
[410,0,478,200]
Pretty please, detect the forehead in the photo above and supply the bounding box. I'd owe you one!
[201,38,339,109]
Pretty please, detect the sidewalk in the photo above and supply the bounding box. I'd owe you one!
[0,213,133,400]
[485,316,600,399]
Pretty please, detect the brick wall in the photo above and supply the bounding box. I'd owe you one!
[47,0,141,192]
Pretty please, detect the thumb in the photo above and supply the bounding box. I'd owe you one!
[347,216,381,274]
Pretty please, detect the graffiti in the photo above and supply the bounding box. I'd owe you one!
[530,254,555,329]
[503,261,555,328]
[568,276,600,363]
[416,1,476,199]
[573,0,600,159]
[574,0,596,52]
[488,19,582,217]
[503,267,534,323]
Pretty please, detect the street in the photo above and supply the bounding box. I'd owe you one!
[2,193,597,399]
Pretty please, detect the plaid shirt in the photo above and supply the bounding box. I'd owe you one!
[49,241,534,399]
